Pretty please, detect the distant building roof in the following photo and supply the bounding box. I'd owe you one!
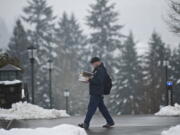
[0,64,22,71]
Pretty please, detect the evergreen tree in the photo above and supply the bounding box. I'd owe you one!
[7,19,29,82]
[110,32,144,114]
[144,31,168,113]
[86,0,123,73]
[22,0,56,108]
[170,44,180,104]
[56,13,86,52]
[54,12,88,114]
[166,0,180,35]
[0,53,20,68]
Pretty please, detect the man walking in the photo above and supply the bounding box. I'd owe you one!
[78,57,114,130]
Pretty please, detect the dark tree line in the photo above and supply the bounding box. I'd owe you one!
[166,0,180,107]
[2,0,180,115]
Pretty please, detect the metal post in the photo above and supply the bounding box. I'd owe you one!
[171,87,173,106]
[165,61,168,106]
[49,68,52,109]
[31,58,35,104]
[167,81,173,106]
[64,89,70,114]
[66,96,69,114]
[28,45,37,104]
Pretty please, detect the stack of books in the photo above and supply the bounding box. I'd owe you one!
[79,71,93,82]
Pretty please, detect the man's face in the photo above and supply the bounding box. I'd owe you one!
[91,61,101,68]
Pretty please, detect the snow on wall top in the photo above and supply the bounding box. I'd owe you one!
[0,80,22,85]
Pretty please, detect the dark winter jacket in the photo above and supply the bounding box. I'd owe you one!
[89,63,106,95]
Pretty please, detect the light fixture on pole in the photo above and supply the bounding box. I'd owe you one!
[64,89,70,114]
[48,59,53,109]
[27,45,37,104]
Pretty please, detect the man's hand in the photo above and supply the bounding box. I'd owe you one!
[89,76,93,79]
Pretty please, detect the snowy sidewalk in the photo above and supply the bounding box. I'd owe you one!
[2,115,180,135]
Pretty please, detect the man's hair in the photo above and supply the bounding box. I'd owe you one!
[90,57,101,64]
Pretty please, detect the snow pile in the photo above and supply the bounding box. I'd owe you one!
[155,103,180,116]
[0,80,21,85]
[0,124,87,135]
[161,125,180,135]
[0,102,69,120]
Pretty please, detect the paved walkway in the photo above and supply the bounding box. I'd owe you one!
[2,115,180,135]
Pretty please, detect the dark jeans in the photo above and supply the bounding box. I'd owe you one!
[84,95,114,127]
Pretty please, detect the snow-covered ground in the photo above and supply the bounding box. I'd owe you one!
[0,102,69,120]
[155,103,180,116]
[161,125,180,135]
[0,124,87,135]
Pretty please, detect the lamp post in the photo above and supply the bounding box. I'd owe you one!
[64,89,70,114]
[48,59,53,109]
[166,81,173,106]
[163,59,171,105]
[27,45,37,104]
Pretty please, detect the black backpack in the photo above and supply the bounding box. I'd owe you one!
[104,71,112,95]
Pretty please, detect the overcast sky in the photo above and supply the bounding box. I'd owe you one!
[0,0,179,51]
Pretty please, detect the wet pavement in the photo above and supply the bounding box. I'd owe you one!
[1,115,180,135]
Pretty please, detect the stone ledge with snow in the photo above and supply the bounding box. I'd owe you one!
[161,125,180,135]
[0,102,69,120]
[0,80,22,85]
[155,103,180,116]
[0,124,87,135]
